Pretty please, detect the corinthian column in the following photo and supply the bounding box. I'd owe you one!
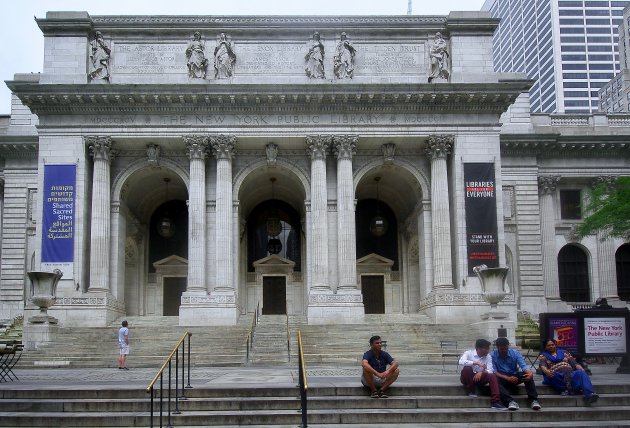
[87,136,113,292]
[184,136,208,293]
[592,176,619,300]
[333,135,359,292]
[538,175,561,300]
[210,135,236,293]
[426,135,454,290]
[306,135,331,292]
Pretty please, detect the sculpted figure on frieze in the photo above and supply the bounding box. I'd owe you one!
[334,32,356,79]
[88,31,111,82]
[214,33,237,79]
[428,32,450,83]
[305,32,325,79]
[186,32,209,79]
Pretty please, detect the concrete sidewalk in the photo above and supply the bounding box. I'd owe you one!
[7,363,629,391]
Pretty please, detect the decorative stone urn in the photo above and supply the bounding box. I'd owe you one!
[27,269,63,324]
[473,264,509,309]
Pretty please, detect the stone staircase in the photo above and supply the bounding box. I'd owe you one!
[249,315,291,365]
[17,316,252,368]
[1,379,630,426]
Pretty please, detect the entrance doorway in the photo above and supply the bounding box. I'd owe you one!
[262,276,286,315]
[163,277,186,316]
[361,275,385,314]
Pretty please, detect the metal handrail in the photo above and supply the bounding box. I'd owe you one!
[245,302,260,363]
[286,301,290,361]
[146,331,192,428]
[297,330,308,428]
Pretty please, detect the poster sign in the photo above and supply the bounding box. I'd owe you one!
[41,164,76,278]
[548,317,579,353]
[464,163,499,275]
[585,317,627,354]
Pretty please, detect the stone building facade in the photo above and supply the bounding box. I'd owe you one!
[1,11,629,331]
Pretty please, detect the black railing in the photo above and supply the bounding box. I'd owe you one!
[286,302,290,361]
[245,302,260,363]
[146,331,192,428]
[297,330,308,428]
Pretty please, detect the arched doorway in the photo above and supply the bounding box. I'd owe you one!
[616,244,630,301]
[558,244,590,302]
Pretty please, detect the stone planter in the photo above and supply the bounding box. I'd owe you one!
[473,264,509,309]
[27,269,63,324]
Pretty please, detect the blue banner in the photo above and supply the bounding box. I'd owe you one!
[41,165,76,277]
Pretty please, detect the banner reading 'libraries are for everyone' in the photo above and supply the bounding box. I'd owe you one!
[464,163,499,275]
[41,164,76,278]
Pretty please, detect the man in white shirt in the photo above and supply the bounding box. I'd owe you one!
[459,338,506,410]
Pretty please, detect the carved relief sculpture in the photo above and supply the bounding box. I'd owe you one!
[186,32,209,79]
[428,32,450,83]
[88,31,111,82]
[305,32,325,79]
[214,33,236,79]
[333,32,356,79]
[265,142,278,167]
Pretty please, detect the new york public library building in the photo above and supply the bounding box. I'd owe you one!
[2,11,630,341]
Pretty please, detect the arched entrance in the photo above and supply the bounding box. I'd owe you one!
[558,244,590,302]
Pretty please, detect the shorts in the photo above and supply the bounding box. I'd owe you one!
[361,374,385,388]
[119,344,129,355]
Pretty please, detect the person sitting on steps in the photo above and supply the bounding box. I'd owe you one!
[361,335,399,398]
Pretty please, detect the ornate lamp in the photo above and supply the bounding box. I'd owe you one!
[370,176,388,237]
[157,177,175,238]
[266,177,282,254]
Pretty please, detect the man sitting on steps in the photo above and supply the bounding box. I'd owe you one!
[361,335,399,398]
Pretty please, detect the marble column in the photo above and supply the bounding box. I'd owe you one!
[538,175,561,300]
[425,135,454,290]
[306,135,331,292]
[184,135,207,293]
[87,136,113,292]
[333,135,358,292]
[592,176,619,299]
[210,135,236,293]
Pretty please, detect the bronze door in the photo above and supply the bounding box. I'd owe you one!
[361,275,385,314]
[163,277,187,316]
[262,276,286,315]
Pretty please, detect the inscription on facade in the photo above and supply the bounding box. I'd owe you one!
[114,44,186,74]
[355,44,425,75]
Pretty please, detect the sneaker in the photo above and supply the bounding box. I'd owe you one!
[491,401,508,411]
[530,400,542,410]
[467,393,478,398]
[561,390,570,396]
[370,391,379,398]
[585,394,599,404]
[378,390,388,398]
[508,400,520,410]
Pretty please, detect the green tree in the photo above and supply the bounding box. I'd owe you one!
[577,176,630,239]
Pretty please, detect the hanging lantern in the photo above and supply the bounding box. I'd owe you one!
[157,177,175,238]
[370,176,388,237]
[266,177,282,237]
[267,237,283,254]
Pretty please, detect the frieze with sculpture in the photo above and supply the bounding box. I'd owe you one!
[88,31,111,82]
[428,32,450,83]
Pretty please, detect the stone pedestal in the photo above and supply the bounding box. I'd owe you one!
[472,318,516,345]
[307,292,364,324]
[179,292,239,326]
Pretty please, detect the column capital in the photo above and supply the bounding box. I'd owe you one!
[591,175,616,190]
[425,135,453,160]
[538,175,560,195]
[332,135,358,160]
[86,136,114,162]
[183,135,209,160]
[306,135,331,161]
[209,134,236,160]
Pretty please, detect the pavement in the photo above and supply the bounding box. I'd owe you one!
[6,362,630,391]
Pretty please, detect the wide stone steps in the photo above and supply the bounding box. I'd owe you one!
[1,384,629,427]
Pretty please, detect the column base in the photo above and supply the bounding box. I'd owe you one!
[307,292,364,324]
[51,291,124,326]
[419,290,517,324]
[179,293,239,326]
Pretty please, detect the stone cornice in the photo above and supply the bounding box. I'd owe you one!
[501,134,630,157]
[0,142,38,158]
[7,82,530,116]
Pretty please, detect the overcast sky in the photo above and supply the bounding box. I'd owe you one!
[0,0,487,115]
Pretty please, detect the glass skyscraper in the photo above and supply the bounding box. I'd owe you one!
[483,0,628,113]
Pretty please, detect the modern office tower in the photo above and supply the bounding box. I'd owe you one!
[599,3,630,112]
[483,0,628,113]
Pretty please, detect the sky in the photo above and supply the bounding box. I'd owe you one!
[0,0,487,115]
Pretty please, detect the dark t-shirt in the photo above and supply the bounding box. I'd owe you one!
[362,349,394,373]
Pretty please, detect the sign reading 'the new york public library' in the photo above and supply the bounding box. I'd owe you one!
[464,163,499,275]
[41,164,76,279]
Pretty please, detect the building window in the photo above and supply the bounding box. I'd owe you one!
[616,244,630,301]
[558,245,590,302]
[560,189,582,220]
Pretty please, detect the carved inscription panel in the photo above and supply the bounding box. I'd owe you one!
[111,41,425,77]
